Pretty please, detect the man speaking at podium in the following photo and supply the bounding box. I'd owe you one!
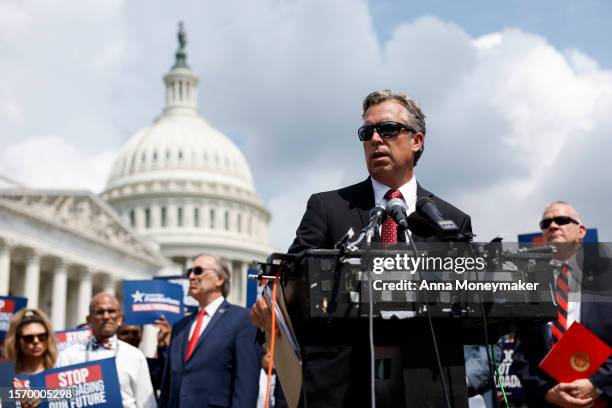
[251,90,472,407]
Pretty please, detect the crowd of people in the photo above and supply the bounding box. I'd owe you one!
[1,89,610,408]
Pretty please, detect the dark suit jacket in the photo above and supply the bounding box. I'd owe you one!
[159,300,261,408]
[513,247,612,407]
[288,177,472,408]
[289,177,472,252]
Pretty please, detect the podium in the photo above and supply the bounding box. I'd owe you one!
[266,247,556,408]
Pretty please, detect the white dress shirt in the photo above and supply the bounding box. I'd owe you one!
[188,296,225,340]
[55,335,156,408]
[371,176,418,237]
[371,176,418,215]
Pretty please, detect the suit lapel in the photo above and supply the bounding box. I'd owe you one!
[354,177,374,229]
[180,314,198,364]
[416,183,433,200]
[187,300,229,361]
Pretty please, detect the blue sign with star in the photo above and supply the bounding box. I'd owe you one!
[122,280,184,325]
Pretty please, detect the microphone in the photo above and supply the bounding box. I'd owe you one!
[406,212,435,238]
[416,197,459,235]
[385,198,409,229]
[364,206,385,243]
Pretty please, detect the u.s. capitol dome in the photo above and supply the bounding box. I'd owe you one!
[101,25,272,305]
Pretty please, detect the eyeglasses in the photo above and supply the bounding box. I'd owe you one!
[20,333,48,343]
[92,308,119,317]
[185,266,216,277]
[539,216,580,230]
[358,121,417,141]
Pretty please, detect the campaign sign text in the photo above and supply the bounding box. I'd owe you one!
[154,275,199,314]
[123,280,184,325]
[15,358,121,407]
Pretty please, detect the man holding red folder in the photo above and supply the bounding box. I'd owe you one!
[513,202,612,407]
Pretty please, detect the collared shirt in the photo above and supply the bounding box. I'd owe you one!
[371,176,417,238]
[371,176,418,215]
[55,335,156,408]
[188,296,225,340]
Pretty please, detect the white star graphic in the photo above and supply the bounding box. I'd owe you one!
[131,290,145,303]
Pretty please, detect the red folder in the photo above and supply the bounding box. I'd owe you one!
[539,322,611,407]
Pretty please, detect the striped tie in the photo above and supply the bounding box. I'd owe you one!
[551,264,569,344]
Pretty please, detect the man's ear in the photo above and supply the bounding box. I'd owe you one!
[578,224,587,240]
[117,314,124,326]
[217,275,225,291]
[411,132,424,152]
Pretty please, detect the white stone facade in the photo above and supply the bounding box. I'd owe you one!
[0,191,167,329]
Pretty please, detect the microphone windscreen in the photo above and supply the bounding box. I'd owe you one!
[416,197,435,218]
[407,212,435,238]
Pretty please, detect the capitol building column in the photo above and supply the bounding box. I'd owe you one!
[76,269,93,325]
[101,274,116,295]
[0,241,11,295]
[51,259,68,330]
[24,251,40,308]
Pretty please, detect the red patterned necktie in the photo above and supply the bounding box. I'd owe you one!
[381,189,403,245]
[551,264,569,344]
[185,308,206,360]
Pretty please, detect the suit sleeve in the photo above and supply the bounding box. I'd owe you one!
[159,321,180,408]
[588,302,612,398]
[288,193,328,253]
[591,359,612,399]
[231,313,262,408]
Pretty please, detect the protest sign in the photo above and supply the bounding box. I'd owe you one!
[54,328,92,352]
[154,275,199,314]
[0,296,28,341]
[123,280,183,325]
[14,358,121,408]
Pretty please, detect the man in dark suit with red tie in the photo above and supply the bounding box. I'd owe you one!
[513,201,612,407]
[160,254,261,408]
[251,90,472,407]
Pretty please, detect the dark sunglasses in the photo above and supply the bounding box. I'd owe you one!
[20,333,48,343]
[358,121,417,141]
[185,266,216,277]
[539,216,580,230]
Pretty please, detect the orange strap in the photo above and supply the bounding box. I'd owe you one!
[265,269,281,408]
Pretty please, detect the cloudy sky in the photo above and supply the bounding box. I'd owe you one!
[1,0,611,249]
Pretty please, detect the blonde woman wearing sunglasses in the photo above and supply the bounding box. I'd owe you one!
[4,308,58,408]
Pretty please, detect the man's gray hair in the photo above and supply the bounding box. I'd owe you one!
[362,90,426,165]
[193,254,231,297]
[543,201,583,223]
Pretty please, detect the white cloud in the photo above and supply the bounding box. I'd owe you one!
[0,137,115,192]
[2,0,612,250]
